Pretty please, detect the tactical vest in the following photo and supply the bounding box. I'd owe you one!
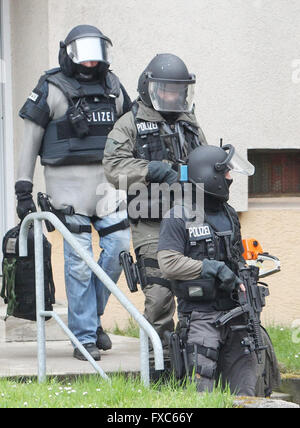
[132,102,201,163]
[1,224,55,321]
[39,69,120,166]
[173,204,243,310]
[129,102,202,222]
[185,204,242,268]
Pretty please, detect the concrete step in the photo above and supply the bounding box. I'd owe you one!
[0,336,140,378]
[271,391,293,402]
[0,300,68,342]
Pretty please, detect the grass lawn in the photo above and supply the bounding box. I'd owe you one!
[266,325,300,374]
[0,322,298,408]
[0,374,234,409]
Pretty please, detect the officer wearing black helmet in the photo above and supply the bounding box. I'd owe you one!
[15,25,131,361]
[103,53,207,371]
[157,144,259,395]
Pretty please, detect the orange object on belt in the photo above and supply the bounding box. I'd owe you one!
[242,239,264,260]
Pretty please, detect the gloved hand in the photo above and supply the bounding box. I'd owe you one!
[147,161,178,185]
[200,259,242,293]
[15,180,37,220]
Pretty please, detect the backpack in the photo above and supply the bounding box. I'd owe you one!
[1,224,55,321]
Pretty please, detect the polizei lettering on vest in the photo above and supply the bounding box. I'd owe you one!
[189,225,211,239]
[87,110,114,123]
[137,121,159,133]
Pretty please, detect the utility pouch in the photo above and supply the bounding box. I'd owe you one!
[172,278,217,302]
[68,104,90,139]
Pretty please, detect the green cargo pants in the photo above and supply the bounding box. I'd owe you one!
[138,242,176,362]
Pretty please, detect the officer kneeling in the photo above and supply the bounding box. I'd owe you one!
[157,144,258,396]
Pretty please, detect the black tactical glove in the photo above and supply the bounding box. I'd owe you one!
[200,259,242,293]
[15,180,37,220]
[147,161,178,185]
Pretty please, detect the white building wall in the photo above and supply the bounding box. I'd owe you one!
[45,0,300,210]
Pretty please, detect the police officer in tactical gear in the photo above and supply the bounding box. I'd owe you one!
[103,53,207,371]
[157,144,260,395]
[15,25,131,361]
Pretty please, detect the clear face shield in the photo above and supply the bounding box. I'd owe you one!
[148,75,196,113]
[216,144,255,176]
[66,36,112,65]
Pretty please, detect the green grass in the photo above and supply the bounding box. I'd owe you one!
[0,322,297,408]
[266,325,300,374]
[111,317,140,338]
[0,374,234,409]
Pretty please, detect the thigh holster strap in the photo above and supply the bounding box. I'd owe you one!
[98,218,130,238]
[186,343,219,362]
[66,224,92,234]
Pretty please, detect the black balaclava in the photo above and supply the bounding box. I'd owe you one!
[74,63,103,82]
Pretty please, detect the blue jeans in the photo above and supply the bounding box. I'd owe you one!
[63,210,130,345]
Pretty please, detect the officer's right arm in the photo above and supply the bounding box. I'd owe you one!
[158,249,203,281]
[157,209,203,281]
[17,78,52,183]
[15,80,65,219]
[103,112,149,190]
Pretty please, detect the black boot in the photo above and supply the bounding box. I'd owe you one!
[96,327,112,351]
[73,343,101,361]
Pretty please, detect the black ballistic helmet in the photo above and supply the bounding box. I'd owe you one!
[188,145,234,202]
[187,144,255,201]
[59,25,112,77]
[137,53,195,112]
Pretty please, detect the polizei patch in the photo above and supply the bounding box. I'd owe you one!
[136,121,159,135]
[188,224,212,240]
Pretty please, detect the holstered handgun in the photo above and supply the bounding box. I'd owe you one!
[164,330,188,380]
[119,251,141,293]
[37,192,55,232]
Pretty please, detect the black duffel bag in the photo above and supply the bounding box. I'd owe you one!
[1,223,55,321]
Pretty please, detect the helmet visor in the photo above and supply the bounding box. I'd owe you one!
[148,79,195,112]
[227,151,255,176]
[215,145,255,176]
[66,36,112,64]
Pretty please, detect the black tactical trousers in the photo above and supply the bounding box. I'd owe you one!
[182,310,258,396]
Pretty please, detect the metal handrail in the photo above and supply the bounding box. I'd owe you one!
[19,212,164,385]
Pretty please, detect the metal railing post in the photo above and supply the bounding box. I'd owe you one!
[34,219,46,383]
[19,212,164,385]
[140,328,150,387]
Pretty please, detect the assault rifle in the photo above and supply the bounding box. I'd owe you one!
[215,239,280,364]
[215,263,269,363]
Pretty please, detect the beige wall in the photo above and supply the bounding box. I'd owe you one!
[240,205,300,327]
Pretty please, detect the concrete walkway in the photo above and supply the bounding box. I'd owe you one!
[0,335,140,378]
[0,300,141,379]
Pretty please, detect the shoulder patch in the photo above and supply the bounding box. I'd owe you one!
[28,89,42,104]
